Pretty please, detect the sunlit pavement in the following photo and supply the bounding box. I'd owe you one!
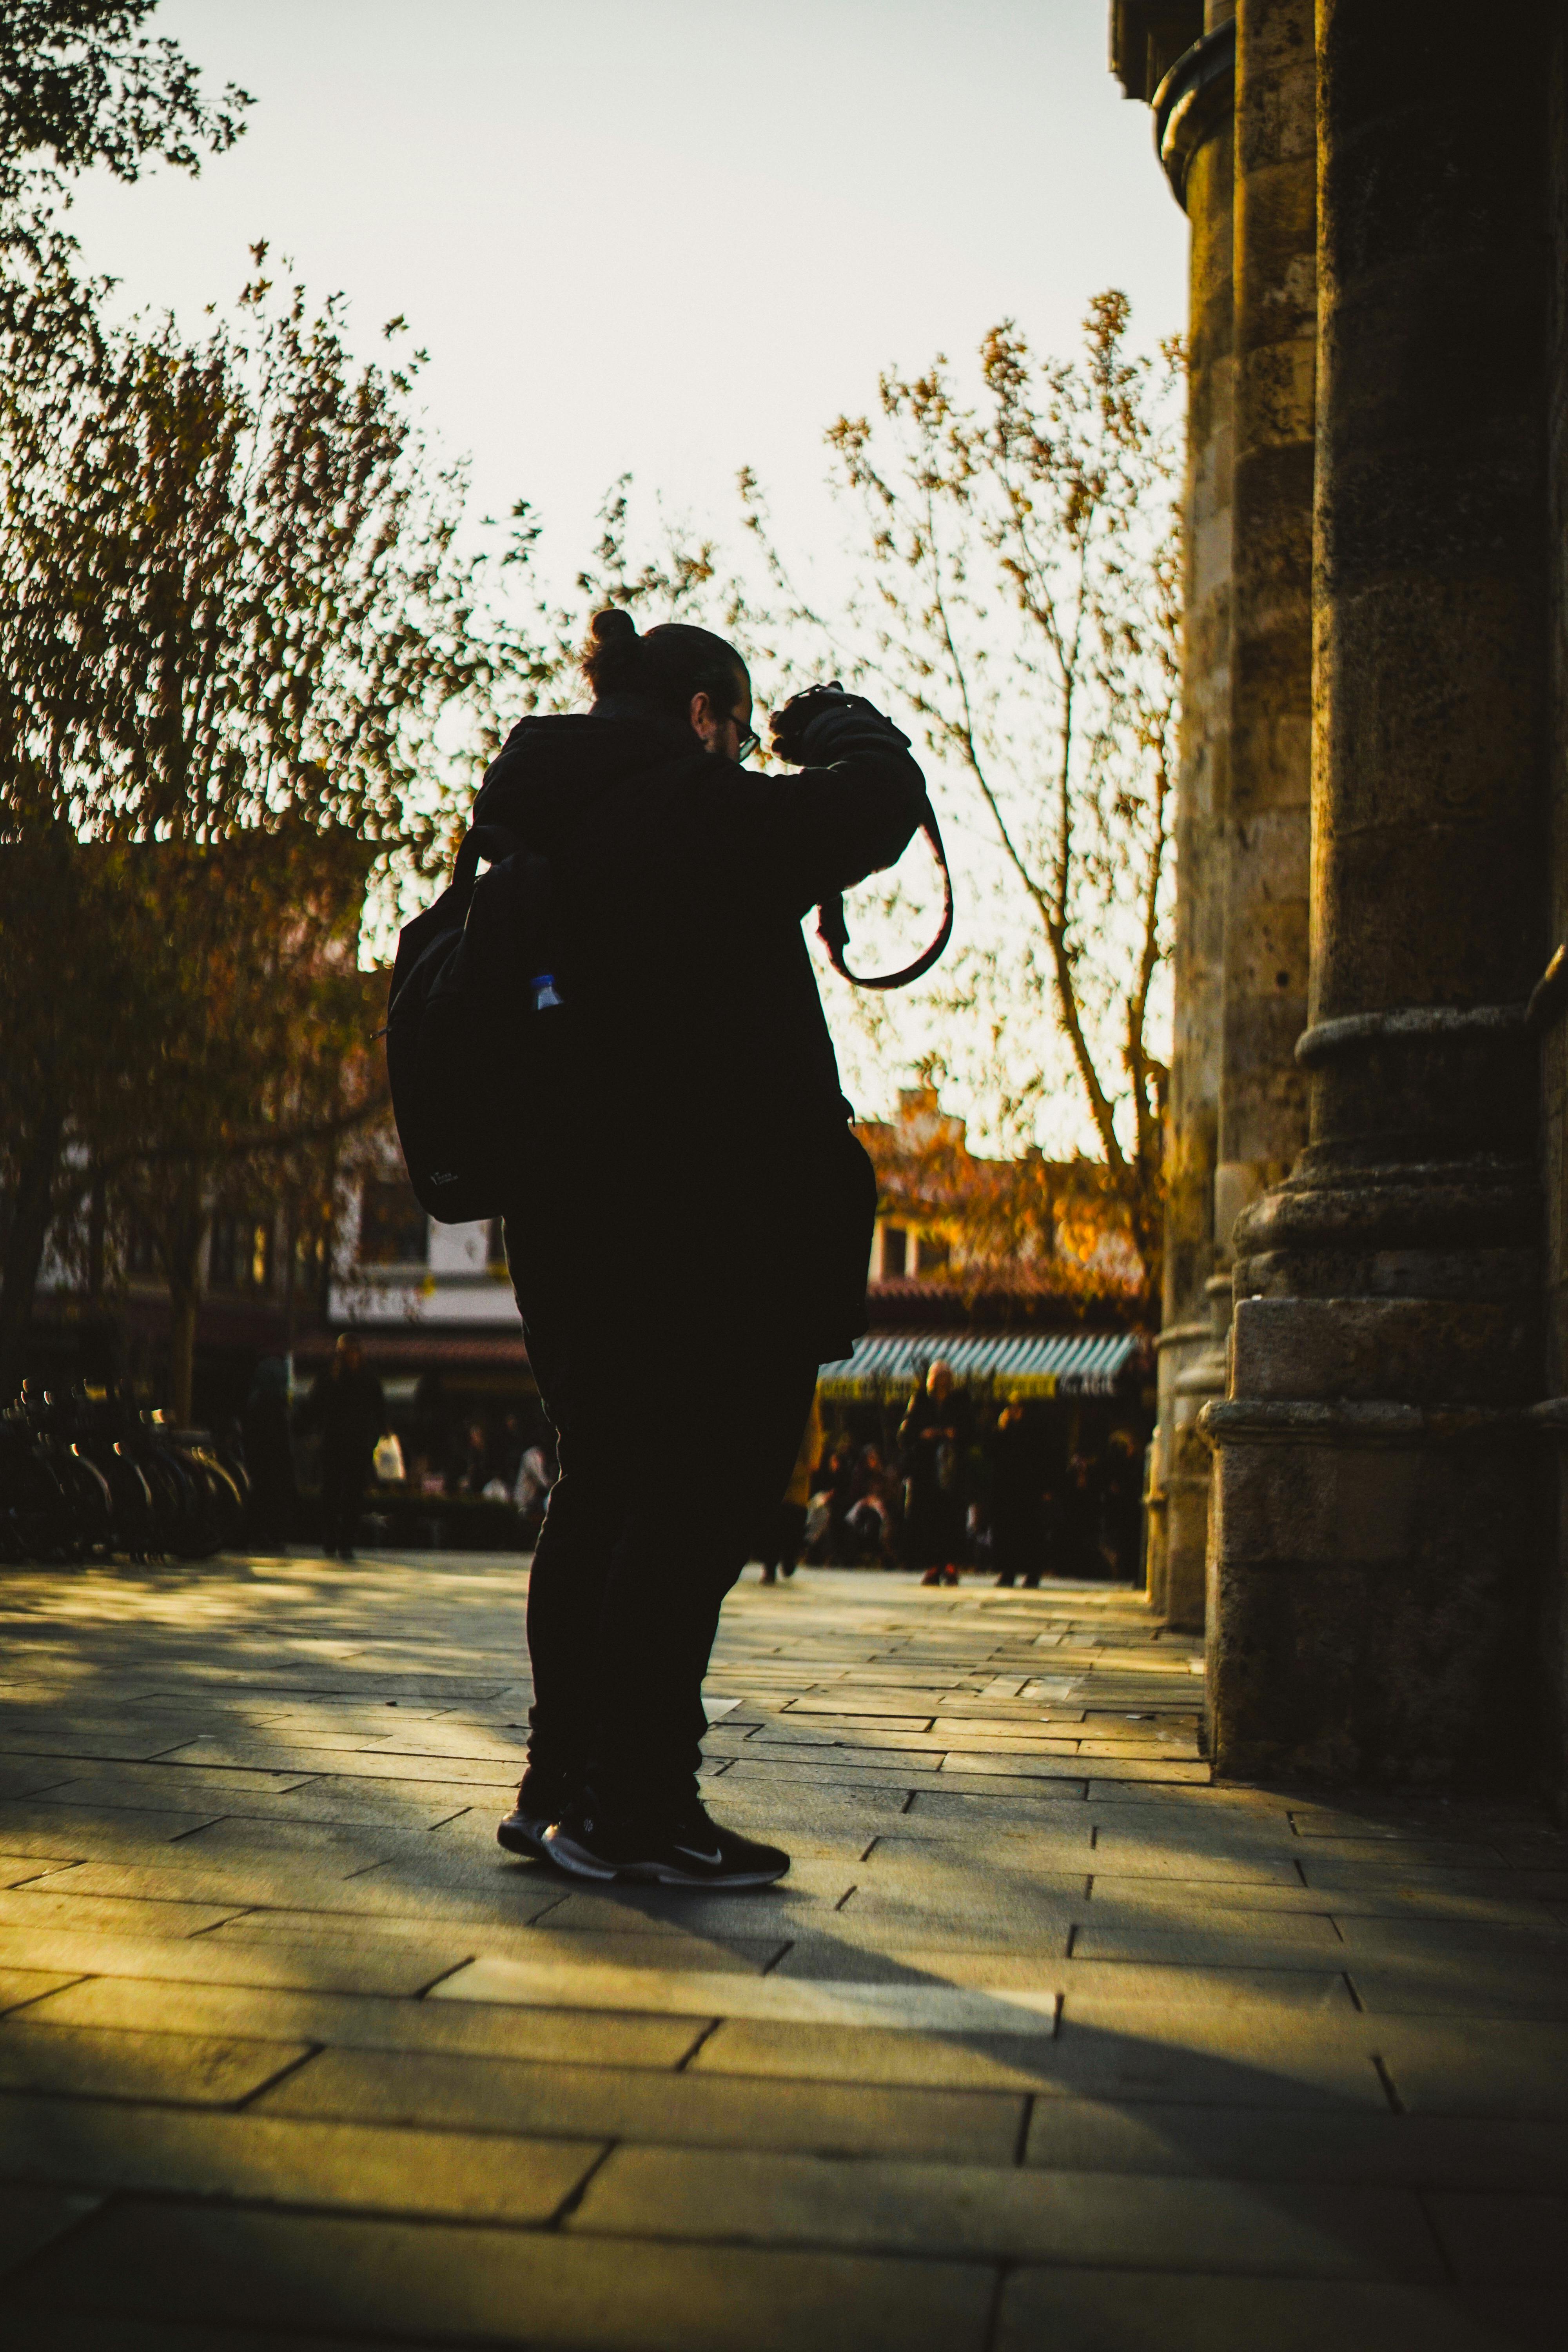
[0,1549,1562,2350]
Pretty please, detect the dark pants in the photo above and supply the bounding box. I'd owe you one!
[993,1509,1042,1587]
[759,1500,808,1577]
[521,1310,817,1812]
[321,1446,371,1555]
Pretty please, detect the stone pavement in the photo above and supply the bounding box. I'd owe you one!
[0,1550,1563,2351]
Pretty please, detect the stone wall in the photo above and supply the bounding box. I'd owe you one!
[1544,15,1568,1813]
[1143,11,1235,1630]
[1114,0,1566,1799]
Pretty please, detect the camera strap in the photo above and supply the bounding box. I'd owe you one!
[816,799,954,990]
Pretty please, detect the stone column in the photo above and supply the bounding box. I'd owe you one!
[1215,0,1314,1259]
[1541,14,1568,1815]
[1146,7,1234,1627]
[1205,0,1553,1784]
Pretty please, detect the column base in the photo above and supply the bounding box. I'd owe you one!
[1202,1395,1543,1786]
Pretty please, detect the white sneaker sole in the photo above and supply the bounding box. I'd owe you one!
[543,1828,788,1888]
[495,1814,552,1862]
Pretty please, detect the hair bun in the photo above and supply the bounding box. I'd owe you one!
[590,608,637,646]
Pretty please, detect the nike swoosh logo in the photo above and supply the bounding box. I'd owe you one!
[672,1845,724,1866]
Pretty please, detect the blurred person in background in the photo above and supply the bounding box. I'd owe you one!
[1101,1427,1145,1583]
[759,1390,823,1584]
[845,1440,898,1564]
[1059,1452,1104,1579]
[298,1335,389,1562]
[805,1433,858,1564]
[989,1399,1044,1588]
[900,1359,971,1585]
[447,1420,491,1496]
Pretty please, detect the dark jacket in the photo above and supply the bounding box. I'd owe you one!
[298,1363,389,1459]
[899,1385,975,1504]
[474,701,924,1355]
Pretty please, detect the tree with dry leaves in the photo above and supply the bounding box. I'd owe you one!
[0,256,520,1410]
[736,295,1182,1316]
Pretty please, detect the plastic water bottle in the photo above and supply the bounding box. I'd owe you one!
[530,972,564,1011]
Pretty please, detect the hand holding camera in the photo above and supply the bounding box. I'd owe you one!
[767,681,951,993]
[768,681,913,768]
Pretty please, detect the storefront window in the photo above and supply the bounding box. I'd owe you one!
[359,1177,428,1266]
[209,1212,274,1293]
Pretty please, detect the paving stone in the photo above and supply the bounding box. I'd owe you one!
[191,1885,570,1939]
[27,1973,706,2066]
[0,1884,249,1938]
[532,1870,852,1937]
[1043,2014,1385,2107]
[0,2184,101,2276]
[0,2090,603,2222]
[0,1855,73,1889]
[428,1950,1065,2031]
[1378,2021,1568,2118]
[1349,1956,1568,2020]
[944,1753,1211,1784]
[719,1755,953,1793]
[901,1788,1093,1823]
[34,1761,323,1800]
[461,1924,791,1973]
[168,1740,521,1786]
[1024,2099,1568,2187]
[3,1554,1559,2347]
[259,2043,1027,2163]
[1087,1850,1305,1884]
[0,1801,228,1851]
[1423,2192,1568,2283]
[31,1857,493,1915]
[1071,1918,1346,1963]
[0,1920,469,1996]
[0,2019,310,2103]
[1337,1916,1566,1953]
[0,1965,81,2015]
[690,2017,1063,2092]
[0,1721,229,1763]
[830,1888,1075,1951]
[0,1767,80,1800]
[147,1815,448,1869]
[571,2144,1441,2276]
[994,2269,1519,2352]
[17,2199,997,2352]
[1054,1963,1357,2011]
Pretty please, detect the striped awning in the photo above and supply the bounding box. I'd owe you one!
[818,1329,1143,1401]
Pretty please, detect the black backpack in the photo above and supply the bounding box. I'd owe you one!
[384,823,566,1225]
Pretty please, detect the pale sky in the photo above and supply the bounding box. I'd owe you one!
[61,1,1188,1144]
[64,0,1184,575]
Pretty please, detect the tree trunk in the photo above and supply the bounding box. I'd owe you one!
[164,1173,208,1427]
[0,1108,65,1406]
[281,1196,298,1358]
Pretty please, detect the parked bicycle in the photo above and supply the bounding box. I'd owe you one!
[0,1384,247,1565]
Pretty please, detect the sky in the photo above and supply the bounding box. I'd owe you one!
[60,0,1188,1142]
[64,0,1184,578]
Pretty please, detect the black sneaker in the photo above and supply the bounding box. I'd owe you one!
[543,1798,789,1888]
[497,1766,573,1862]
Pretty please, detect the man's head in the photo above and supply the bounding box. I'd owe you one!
[927,1360,954,1401]
[335,1334,362,1375]
[581,609,753,761]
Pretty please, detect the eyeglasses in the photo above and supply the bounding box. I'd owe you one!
[733,716,759,762]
